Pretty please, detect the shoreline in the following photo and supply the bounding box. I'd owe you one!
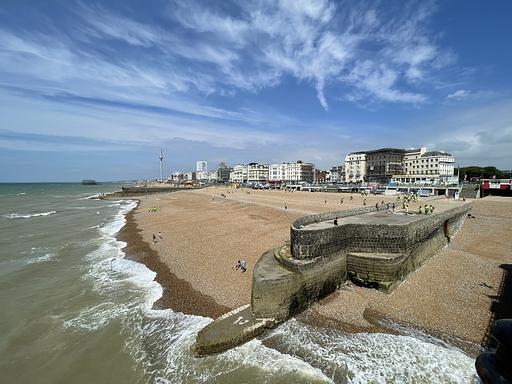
[117,200,230,319]
[114,188,511,359]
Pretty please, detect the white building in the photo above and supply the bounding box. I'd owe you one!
[196,170,208,181]
[268,161,314,183]
[344,152,366,183]
[230,163,269,183]
[393,148,456,184]
[183,172,193,180]
[196,161,207,172]
[207,170,218,182]
[329,165,344,183]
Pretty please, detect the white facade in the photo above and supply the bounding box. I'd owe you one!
[329,165,344,183]
[230,163,269,183]
[196,170,208,181]
[393,148,455,184]
[344,153,366,183]
[207,170,218,182]
[196,161,207,172]
[268,161,314,183]
[183,172,193,180]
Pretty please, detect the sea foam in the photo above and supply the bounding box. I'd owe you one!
[3,211,57,219]
[63,198,479,383]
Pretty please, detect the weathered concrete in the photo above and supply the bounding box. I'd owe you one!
[252,249,347,321]
[192,305,275,356]
[193,202,472,356]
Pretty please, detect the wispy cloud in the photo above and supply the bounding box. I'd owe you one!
[167,0,451,109]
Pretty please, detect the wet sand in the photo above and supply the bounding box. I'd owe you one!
[117,187,512,355]
[118,203,229,318]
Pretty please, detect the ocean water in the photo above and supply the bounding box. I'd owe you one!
[0,183,480,384]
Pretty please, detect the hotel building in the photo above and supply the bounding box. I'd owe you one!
[268,161,315,183]
[344,152,366,183]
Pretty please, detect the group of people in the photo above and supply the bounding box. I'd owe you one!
[234,259,248,273]
[152,232,163,243]
[397,193,418,203]
[148,207,160,213]
[418,204,435,215]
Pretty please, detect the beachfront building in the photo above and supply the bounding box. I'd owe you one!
[314,169,328,183]
[196,161,207,172]
[207,170,218,182]
[230,163,269,183]
[217,162,232,183]
[329,165,344,183]
[344,152,366,183]
[196,171,208,181]
[182,172,193,180]
[268,161,315,184]
[365,148,405,183]
[392,149,456,184]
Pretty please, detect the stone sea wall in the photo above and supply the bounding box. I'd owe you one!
[194,202,473,355]
[255,202,473,319]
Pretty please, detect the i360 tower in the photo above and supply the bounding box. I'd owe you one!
[159,148,164,182]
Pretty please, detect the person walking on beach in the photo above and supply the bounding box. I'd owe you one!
[152,234,157,243]
[240,259,248,273]
[158,232,163,239]
[363,199,367,206]
[234,260,241,270]
[375,202,379,210]
[392,202,395,212]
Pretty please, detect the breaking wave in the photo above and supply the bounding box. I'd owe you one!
[3,210,57,219]
[61,198,478,383]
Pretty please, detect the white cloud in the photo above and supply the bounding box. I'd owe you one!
[167,0,449,109]
[0,0,453,113]
[447,89,470,99]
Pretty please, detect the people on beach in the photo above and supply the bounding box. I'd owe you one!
[424,204,429,214]
[234,260,241,270]
[350,194,353,200]
[158,232,163,239]
[334,218,338,226]
[418,205,423,214]
[375,202,379,210]
[152,234,157,243]
[284,202,288,210]
[240,259,248,273]
[340,198,344,204]
[363,199,367,206]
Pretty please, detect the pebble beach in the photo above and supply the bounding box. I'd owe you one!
[120,186,512,356]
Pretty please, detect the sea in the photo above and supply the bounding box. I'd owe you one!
[0,183,480,384]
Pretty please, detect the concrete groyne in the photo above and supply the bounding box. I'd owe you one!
[193,202,473,356]
[105,186,203,198]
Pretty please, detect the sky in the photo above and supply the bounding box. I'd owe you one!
[0,0,511,182]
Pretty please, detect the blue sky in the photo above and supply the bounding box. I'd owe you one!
[0,0,511,182]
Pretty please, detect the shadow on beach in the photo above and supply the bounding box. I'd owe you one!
[482,263,512,348]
